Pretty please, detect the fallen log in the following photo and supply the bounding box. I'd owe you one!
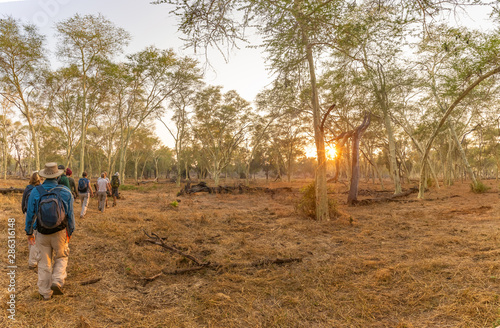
[0,187,25,194]
[351,187,420,206]
[178,181,293,196]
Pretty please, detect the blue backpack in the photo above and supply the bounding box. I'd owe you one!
[35,185,67,235]
[78,178,88,193]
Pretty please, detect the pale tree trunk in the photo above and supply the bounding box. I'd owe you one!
[1,114,7,179]
[431,74,477,187]
[448,122,477,186]
[134,157,139,182]
[347,115,370,205]
[382,108,402,194]
[213,158,220,187]
[79,67,88,176]
[445,133,454,186]
[292,0,329,220]
[140,158,148,180]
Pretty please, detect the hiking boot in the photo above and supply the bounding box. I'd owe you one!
[28,264,37,271]
[51,284,64,295]
[39,293,51,301]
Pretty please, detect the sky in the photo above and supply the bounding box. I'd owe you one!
[0,0,271,147]
[0,0,496,149]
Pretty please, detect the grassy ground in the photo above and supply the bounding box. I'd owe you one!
[1,177,499,327]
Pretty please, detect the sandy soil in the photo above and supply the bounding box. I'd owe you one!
[0,177,499,327]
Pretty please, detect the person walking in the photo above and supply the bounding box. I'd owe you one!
[57,164,70,189]
[110,172,121,207]
[66,168,78,200]
[96,172,110,212]
[25,162,75,301]
[22,171,42,270]
[77,172,94,218]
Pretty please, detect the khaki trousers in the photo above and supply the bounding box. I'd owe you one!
[79,192,90,217]
[97,191,107,212]
[36,229,69,298]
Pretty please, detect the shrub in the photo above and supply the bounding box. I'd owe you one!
[296,182,340,220]
[470,181,490,194]
[120,184,138,191]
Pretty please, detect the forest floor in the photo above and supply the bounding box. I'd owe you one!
[0,177,499,328]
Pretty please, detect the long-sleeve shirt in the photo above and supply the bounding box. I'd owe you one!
[68,177,78,197]
[25,179,75,236]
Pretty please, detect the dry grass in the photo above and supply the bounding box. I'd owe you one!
[1,177,500,327]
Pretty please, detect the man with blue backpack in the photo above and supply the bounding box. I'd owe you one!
[78,171,94,218]
[25,162,75,301]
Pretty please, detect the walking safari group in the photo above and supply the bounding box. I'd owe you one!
[21,163,121,301]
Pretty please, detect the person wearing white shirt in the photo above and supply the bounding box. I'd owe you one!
[96,172,110,212]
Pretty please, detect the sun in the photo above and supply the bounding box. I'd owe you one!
[304,144,337,160]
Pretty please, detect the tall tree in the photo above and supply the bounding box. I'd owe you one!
[0,96,13,179]
[45,65,82,168]
[192,86,252,186]
[117,47,201,179]
[0,17,47,171]
[55,13,131,175]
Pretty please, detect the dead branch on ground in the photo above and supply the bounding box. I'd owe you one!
[80,278,102,286]
[140,231,302,285]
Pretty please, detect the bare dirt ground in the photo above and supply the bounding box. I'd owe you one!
[1,177,499,328]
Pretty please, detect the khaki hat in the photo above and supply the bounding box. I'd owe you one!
[38,162,64,179]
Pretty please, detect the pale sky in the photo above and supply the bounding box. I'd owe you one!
[0,0,495,148]
[0,0,271,147]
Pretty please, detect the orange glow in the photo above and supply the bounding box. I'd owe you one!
[304,144,337,160]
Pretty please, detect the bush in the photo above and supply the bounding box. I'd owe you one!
[120,184,139,191]
[470,181,490,194]
[296,182,340,220]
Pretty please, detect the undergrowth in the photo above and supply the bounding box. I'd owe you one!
[296,182,340,220]
[470,181,490,193]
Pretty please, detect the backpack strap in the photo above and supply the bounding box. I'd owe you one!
[36,185,48,197]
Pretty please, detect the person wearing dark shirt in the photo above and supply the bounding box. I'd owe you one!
[22,172,42,270]
[66,168,78,200]
[57,164,70,189]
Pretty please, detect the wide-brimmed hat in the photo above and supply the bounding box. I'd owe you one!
[39,162,64,179]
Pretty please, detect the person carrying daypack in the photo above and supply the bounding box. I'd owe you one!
[22,172,42,270]
[57,164,70,189]
[25,162,75,301]
[78,171,94,218]
[66,168,78,200]
[96,172,110,212]
[110,172,121,207]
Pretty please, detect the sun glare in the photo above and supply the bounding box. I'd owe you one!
[304,144,337,160]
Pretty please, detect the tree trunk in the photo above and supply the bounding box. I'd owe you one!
[348,115,371,205]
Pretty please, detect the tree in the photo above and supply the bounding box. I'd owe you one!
[0,17,48,171]
[117,47,201,179]
[45,65,82,168]
[417,25,500,198]
[0,96,13,179]
[158,57,203,186]
[56,13,131,176]
[192,86,252,186]
[154,0,350,219]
